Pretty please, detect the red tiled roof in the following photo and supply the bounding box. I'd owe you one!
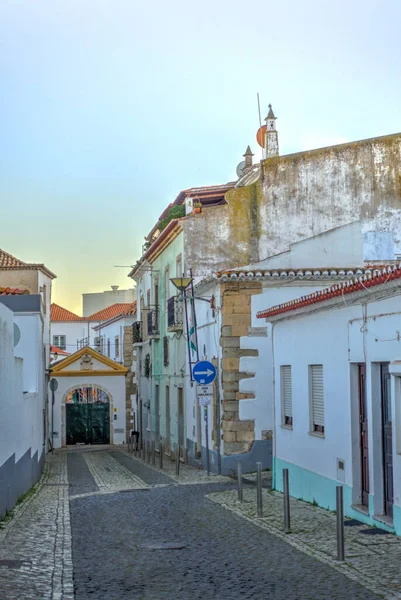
[50,303,83,322]
[86,302,136,322]
[50,345,70,356]
[0,248,56,279]
[0,286,29,296]
[257,264,401,319]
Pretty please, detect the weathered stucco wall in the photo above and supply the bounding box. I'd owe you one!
[183,134,401,276]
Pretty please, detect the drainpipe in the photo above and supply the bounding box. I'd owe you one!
[271,322,276,490]
[216,356,222,475]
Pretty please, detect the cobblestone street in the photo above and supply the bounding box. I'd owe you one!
[0,447,388,599]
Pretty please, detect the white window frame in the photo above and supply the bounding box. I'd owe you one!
[53,335,66,350]
[309,364,325,435]
[280,365,293,428]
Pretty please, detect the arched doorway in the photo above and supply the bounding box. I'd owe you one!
[65,386,110,445]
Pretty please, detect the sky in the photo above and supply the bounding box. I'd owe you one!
[1,0,400,314]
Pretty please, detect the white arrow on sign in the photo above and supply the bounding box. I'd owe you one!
[195,369,214,377]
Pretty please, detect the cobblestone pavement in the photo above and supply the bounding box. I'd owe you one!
[209,486,401,599]
[0,448,389,599]
[0,452,73,600]
[69,450,376,600]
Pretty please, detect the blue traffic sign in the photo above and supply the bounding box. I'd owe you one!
[192,361,216,385]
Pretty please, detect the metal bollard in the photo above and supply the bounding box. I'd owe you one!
[256,462,263,517]
[175,444,180,476]
[336,486,345,561]
[237,461,243,502]
[283,468,291,533]
[134,440,137,458]
[152,440,156,465]
[159,442,163,469]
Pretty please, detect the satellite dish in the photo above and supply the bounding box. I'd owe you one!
[256,124,267,148]
[13,323,21,347]
[236,160,246,178]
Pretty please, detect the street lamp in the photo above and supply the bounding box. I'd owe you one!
[170,276,192,293]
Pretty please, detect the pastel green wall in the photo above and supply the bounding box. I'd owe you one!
[150,232,186,447]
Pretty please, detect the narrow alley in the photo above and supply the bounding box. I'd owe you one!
[0,448,379,600]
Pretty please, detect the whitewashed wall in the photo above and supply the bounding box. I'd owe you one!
[94,316,135,363]
[0,303,45,516]
[51,321,91,353]
[269,289,401,534]
[185,282,221,465]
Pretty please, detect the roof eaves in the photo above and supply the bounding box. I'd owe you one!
[256,264,401,320]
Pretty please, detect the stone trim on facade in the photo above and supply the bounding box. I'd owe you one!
[219,281,262,455]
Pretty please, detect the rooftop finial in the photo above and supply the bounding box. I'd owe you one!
[243,145,254,169]
[265,104,276,121]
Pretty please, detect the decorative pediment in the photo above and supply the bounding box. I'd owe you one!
[51,346,128,377]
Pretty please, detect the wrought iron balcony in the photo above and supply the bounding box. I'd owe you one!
[147,309,160,338]
[132,321,143,344]
[167,296,183,331]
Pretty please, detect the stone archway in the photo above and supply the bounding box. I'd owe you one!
[62,383,114,446]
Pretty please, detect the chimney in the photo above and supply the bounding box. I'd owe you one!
[111,285,119,292]
[243,146,254,169]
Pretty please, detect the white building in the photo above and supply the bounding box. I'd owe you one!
[258,263,401,535]
[0,248,56,368]
[0,292,47,518]
[184,223,376,474]
[82,285,135,317]
[50,347,128,448]
[50,301,136,354]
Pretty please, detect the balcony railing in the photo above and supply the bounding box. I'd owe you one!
[132,321,143,344]
[147,309,160,337]
[77,336,89,350]
[167,296,183,331]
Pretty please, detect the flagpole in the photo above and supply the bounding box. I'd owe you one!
[189,268,200,363]
[183,280,194,385]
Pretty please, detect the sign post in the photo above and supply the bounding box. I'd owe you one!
[204,406,210,476]
[193,362,215,476]
[192,361,216,385]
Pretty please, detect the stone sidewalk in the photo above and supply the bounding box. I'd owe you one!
[208,485,401,600]
[120,445,232,485]
[0,452,73,600]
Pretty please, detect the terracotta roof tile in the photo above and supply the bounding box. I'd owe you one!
[0,248,56,279]
[86,303,136,322]
[50,304,84,322]
[0,249,26,268]
[50,345,70,356]
[257,264,401,319]
[0,286,30,296]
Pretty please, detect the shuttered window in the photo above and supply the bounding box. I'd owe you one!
[281,366,293,426]
[310,365,324,434]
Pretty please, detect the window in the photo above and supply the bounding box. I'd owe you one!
[281,366,292,426]
[147,289,150,307]
[53,335,66,350]
[165,267,170,305]
[310,365,324,434]
[115,336,119,359]
[176,254,182,278]
[107,338,111,357]
[163,336,169,366]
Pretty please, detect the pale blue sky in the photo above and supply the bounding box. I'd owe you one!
[1,0,400,312]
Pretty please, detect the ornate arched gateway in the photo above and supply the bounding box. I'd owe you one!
[49,347,128,448]
[65,385,111,445]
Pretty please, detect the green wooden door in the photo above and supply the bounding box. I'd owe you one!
[66,403,110,445]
